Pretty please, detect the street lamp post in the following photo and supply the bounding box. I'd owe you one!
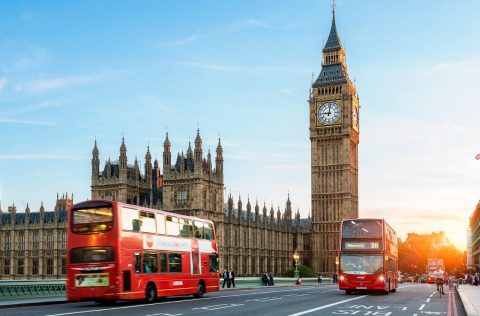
[293,252,300,279]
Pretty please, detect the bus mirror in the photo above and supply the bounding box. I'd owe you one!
[132,219,141,232]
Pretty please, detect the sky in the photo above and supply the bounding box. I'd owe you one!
[1,0,479,250]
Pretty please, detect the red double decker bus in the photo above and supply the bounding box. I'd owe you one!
[338,218,398,294]
[66,200,219,303]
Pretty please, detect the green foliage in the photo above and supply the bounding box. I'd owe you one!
[284,265,316,277]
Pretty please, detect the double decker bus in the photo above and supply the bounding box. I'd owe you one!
[338,218,398,294]
[66,200,219,303]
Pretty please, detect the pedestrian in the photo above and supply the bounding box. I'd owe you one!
[332,273,338,284]
[229,269,236,288]
[222,269,230,288]
[269,272,274,286]
[262,272,269,286]
[317,274,322,284]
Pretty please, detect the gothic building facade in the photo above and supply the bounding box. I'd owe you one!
[309,6,359,274]
[91,131,312,275]
[0,194,72,280]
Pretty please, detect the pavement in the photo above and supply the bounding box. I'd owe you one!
[0,296,67,308]
[459,284,480,316]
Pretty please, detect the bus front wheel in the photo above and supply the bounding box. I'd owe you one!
[345,290,352,295]
[194,282,205,298]
[145,283,157,303]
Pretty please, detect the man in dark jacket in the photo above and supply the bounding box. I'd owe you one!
[222,269,229,288]
[229,269,236,288]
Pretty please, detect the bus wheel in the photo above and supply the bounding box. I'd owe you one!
[345,290,352,295]
[145,283,157,303]
[193,282,205,298]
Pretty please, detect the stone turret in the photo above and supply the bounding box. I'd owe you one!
[216,138,223,179]
[163,132,171,173]
[145,146,152,201]
[246,198,252,221]
[194,129,203,164]
[92,140,100,181]
[119,137,128,180]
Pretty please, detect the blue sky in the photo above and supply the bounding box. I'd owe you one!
[1,0,480,249]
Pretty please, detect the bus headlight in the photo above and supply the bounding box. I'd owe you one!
[339,275,345,281]
[379,276,385,282]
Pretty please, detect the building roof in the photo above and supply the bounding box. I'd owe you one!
[312,63,348,88]
[323,9,342,52]
[1,210,67,225]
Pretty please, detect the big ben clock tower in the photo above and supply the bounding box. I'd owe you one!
[309,5,359,275]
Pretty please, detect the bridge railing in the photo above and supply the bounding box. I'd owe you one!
[0,280,66,299]
[0,277,332,299]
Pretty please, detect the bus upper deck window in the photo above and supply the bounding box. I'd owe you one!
[72,207,113,234]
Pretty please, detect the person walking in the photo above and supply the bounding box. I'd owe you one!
[222,269,230,288]
[269,272,274,286]
[229,269,236,288]
[262,272,269,286]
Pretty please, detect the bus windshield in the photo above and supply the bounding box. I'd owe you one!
[342,220,383,238]
[72,207,113,234]
[340,254,383,275]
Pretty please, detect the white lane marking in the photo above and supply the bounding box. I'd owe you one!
[192,303,244,311]
[245,297,284,302]
[43,287,322,316]
[145,314,182,316]
[426,298,431,303]
[287,295,368,316]
[419,304,426,310]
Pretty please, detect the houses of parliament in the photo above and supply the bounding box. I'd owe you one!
[0,6,359,279]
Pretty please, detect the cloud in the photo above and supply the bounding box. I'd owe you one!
[0,118,56,126]
[0,153,84,161]
[21,74,100,93]
[163,18,290,47]
[0,76,6,93]
[262,163,309,171]
[422,57,480,77]
[172,61,310,74]
[16,68,132,94]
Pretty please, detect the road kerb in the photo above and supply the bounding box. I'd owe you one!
[458,289,478,316]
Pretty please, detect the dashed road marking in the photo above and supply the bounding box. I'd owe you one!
[192,303,244,311]
[419,304,426,311]
[287,295,368,316]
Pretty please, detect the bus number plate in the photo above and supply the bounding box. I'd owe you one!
[356,286,367,289]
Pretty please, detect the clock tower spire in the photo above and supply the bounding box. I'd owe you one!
[309,5,359,276]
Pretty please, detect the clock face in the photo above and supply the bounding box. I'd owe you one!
[317,102,341,125]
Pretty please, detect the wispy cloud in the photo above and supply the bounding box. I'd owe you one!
[20,74,100,93]
[0,153,84,161]
[16,68,132,94]
[172,61,310,74]
[0,76,6,93]
[422,57,480,77]
[164,18,292,47]
[0,118,56,126]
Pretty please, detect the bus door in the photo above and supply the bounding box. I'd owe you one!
[192,240,200,274]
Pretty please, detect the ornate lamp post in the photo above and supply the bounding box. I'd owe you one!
[293,252,300,279]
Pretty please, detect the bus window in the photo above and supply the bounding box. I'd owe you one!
[143,253,158,273]
[121,207,139,231]
[72,207,113,234]
[70,247,114,263]
[209,255,218,272]
[159,253,168,272]
[134,253,141,273]
[156,214,166,235]
[140,211,156,233]
[180,219,193,238]
[166,216,180,236]
[169,253,182,273]
[194,221,204,239]
[204,223,214,240]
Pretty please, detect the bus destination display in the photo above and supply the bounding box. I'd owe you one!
[342,241,382,250]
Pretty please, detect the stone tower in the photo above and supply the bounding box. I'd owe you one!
[309,5,359,275]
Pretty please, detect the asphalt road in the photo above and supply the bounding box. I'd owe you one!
[0,283,465,316]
